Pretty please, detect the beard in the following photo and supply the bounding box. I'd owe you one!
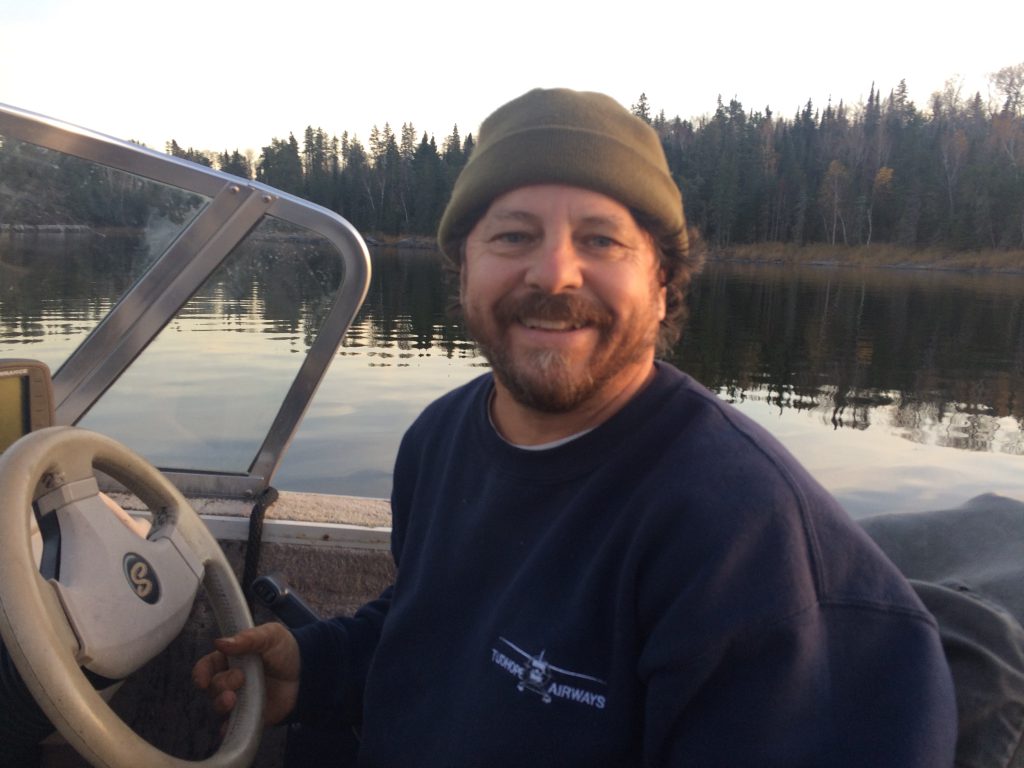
[464,290,660,413]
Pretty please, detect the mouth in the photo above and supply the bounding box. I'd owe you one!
[520,317,588,332]
[494,292,611,339]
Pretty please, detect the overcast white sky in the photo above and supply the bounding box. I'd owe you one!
[1,0,1021,154]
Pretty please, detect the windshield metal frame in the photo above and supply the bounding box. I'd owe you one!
[0,103,371,498]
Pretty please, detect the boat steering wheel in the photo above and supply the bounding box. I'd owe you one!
[0,426,264,767]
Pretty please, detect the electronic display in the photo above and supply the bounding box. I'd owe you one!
[0,360,55,454]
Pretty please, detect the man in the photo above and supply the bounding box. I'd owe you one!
[195,88,957,766]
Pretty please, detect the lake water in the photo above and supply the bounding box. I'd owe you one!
[3,240,1024,518]
[273,250,1024,517]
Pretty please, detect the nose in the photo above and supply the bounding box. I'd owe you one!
[524,232,583,293]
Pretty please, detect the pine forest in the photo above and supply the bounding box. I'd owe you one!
[95,63,1024,256]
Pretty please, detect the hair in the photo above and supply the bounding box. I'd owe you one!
[632,214,706,355]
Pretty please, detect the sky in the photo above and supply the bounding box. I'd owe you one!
[1,0,1022,156]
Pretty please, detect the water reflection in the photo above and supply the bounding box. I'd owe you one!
[2,237,1024,509]
[333,253,1024,459]
[1,232,151,366]
[342,248,476,361]
[0,134,208,370]
[671,263,1024,456]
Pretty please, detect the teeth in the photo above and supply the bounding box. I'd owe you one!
[524,318,579,331]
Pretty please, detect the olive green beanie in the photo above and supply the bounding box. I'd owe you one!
[437,87,686,260]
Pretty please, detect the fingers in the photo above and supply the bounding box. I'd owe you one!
[193,651,245,713]
[191,649,228,691]
[211,622,290,658]
[210,681,241,717]
[192,624,283,690]
[214,623,302,685]
[193,621,302,726]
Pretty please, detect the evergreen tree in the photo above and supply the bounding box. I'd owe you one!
[397,122,418,232]
[631,93,652,124]
[411,133,444,235]
[166,140,212,167]
[302,126,334,206]
[256,135,302,195]
[339,135,373,231]
[218,150,252,179]
[400,122,417,162]
[442,125,463,167]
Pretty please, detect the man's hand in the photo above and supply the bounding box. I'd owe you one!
[192,622,301,727]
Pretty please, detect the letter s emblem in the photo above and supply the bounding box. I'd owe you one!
[123,553,161,604]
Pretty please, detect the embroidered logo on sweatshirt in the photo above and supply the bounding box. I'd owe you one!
[491,637,607,709]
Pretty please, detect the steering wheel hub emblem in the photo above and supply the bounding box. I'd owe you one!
[123,553,160,604]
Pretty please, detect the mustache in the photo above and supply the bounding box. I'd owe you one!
[494,291,613,330]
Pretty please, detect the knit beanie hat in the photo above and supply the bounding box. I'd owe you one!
[437,88,686,260]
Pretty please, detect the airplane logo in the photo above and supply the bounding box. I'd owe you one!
[498,637,606,704]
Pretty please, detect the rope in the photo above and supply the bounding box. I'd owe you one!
[242,485,278,613]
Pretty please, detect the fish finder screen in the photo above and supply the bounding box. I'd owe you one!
[0,360,54,454]
[0,373,30,454]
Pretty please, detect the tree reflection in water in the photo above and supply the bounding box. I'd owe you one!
[669,262,1024,457]
[3,240,1024,500]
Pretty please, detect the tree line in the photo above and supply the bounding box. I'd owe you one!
[166,123,473,241]
[168,62,1023,252]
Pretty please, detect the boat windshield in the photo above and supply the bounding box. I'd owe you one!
[0,105,371,498]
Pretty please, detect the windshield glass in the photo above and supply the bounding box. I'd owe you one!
[0,105,371,496]
[79,215,347,474]
[0,134,209,370]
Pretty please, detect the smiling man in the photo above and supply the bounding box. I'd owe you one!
[461,184,668,442]
[195,88,957,766]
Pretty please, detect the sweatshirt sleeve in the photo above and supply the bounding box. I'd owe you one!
[640,600,958,767]
[288,402,418,727]
[291,586,394,727]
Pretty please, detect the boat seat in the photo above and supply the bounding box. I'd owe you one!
[862,494,1024,768]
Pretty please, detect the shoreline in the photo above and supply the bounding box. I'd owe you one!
[352,234,1024,275]
[708,243,1024,275]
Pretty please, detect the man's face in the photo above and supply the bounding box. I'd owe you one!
[461,184,666,414]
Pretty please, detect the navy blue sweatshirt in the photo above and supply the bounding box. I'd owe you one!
[294,363,957,766]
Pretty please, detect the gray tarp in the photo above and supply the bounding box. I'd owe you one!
[861,494,1024,768]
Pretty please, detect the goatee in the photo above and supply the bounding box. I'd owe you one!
[466,291,653,413]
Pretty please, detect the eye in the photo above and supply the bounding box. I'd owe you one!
[492,231,533,245]
[580,233,626,255]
